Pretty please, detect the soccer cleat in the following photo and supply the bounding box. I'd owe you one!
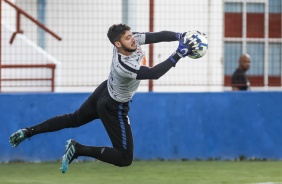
[9,129,29,147]
[61,139,78,173]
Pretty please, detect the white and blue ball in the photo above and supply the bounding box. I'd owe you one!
[184,30,208,59]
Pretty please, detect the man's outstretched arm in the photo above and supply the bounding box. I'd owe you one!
[136,32,196,80]
[136,30,206,80]
[136,53,181,80]
[138,31,181,44]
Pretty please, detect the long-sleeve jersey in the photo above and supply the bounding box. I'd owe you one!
[107,31,180,103]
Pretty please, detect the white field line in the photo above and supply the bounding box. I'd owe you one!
[252,182,282,184]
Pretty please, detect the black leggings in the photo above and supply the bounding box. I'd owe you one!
[29,80,134,167]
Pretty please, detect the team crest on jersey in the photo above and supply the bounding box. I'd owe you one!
[141,56,147,66]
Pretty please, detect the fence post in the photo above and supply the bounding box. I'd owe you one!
[149,0,154,91]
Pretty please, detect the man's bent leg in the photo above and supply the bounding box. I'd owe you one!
[68,90,134,167]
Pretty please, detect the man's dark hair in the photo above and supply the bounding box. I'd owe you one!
[107,23,131,45]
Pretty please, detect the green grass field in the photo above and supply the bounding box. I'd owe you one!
[0,161,282,184]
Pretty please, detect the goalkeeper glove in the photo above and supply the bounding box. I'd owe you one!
[175,32,198,58]
[169,32,188,64]
[169,32,203,64]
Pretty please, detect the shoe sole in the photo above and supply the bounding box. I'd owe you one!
[61,139,75,173]
[61,154,69,173]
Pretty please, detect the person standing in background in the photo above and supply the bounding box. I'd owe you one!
[231,53,251,91]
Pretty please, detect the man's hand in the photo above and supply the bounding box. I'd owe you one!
[176,32,197,58]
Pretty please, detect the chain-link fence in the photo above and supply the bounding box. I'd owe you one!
[1,0,281,92]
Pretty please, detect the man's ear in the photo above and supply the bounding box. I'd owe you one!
[114,41,121,48]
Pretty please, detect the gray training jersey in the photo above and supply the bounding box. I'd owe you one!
[107,33,147,103]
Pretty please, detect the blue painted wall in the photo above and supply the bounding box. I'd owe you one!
[1,92,282,162]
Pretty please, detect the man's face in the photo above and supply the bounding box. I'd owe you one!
[240,56,251,71]
[115,30,137,53]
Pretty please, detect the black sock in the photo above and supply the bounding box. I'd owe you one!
[24,127,33,138]
[76,143,121,166]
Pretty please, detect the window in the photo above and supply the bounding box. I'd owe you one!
[247,43,264,86]
[224,43,242,85]
[224,0,282,87]
[269,43,282,85]
[269,0,281,38]
[224,3,242,38]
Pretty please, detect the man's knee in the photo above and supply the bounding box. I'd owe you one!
[120,156,133,167]
[117,151,133,167]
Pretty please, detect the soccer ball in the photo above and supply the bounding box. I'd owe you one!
[184,30,208,59]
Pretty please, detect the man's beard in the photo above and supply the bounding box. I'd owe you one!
[121,43,137,52]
